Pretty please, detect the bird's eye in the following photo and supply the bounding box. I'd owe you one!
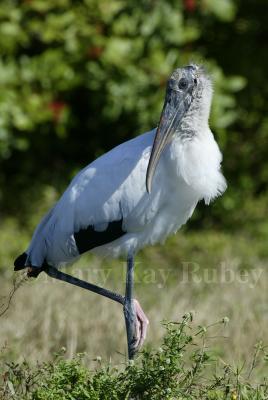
[178,78,188,90]
[194,78,197,84]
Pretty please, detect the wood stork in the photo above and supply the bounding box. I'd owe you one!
[14,64,226,359]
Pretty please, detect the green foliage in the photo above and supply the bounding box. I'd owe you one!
[0,0,267,226]
[1,314,267,399]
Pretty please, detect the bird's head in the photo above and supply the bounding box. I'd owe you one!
[146,64,212,193]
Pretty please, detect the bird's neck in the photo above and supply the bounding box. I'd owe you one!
[176,84,212,141]
[179,97,211,142]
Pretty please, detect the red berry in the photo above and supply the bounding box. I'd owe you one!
[184,0,196,12]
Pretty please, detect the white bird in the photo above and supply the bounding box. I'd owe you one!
[14,64,226,359]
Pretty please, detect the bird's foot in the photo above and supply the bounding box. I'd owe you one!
[133,299,149,352]
[27,266,43,278]
[124,298,149,358]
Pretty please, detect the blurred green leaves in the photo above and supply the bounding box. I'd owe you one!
[203,0,236,21]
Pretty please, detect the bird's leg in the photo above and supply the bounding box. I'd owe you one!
[44,263,148,359]
[124,255,136,359]
[124,255,149,359]
[44,266,124,305]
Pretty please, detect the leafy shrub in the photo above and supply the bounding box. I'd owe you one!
[1,314,267,399]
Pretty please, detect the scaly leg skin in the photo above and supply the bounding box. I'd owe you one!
[124,255,149,359]
[124,255,136,359]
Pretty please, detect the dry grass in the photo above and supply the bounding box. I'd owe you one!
[0,229,267,378]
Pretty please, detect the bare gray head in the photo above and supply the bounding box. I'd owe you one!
[146,64,212,193]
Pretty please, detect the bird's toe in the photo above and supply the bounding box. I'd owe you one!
[133,299,149,351]
[27,267,43,278]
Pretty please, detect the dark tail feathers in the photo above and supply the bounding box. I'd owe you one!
[14,252,27,271]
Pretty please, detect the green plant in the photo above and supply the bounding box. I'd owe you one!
[1,314,267,399]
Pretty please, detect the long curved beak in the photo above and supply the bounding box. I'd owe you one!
[146,90,192,193]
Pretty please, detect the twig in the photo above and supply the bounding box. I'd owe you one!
[247,341,263,380]
[0,273,28,318]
